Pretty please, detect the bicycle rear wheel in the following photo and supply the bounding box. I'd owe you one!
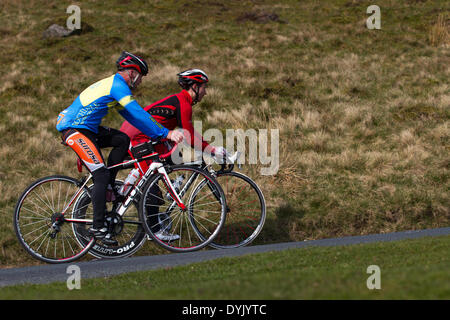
[207,172,266,249]
[13,175,95,264]
[139,165,226,252]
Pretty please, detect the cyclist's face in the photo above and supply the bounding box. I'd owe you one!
[132,70,143,88]
[126,69,143,89]
[196,83,207,102]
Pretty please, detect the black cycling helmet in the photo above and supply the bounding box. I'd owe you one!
[116,51,149,76]
[177,69,209,90]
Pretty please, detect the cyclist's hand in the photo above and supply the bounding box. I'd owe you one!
[167,130,184,144]
[212,146,227,157]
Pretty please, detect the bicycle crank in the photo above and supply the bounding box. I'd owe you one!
[105,211,124,236]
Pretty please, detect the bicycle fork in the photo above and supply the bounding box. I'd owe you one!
[163,169,219,215]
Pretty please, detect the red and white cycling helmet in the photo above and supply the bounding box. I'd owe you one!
[116,51,149,76]
[177,69,209,89]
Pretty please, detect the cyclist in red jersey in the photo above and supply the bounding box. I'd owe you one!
[120,69,228,240]
[120,69,227,169]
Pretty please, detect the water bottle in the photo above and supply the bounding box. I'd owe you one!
[118,168,140,196]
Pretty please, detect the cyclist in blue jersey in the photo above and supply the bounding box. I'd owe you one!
[56,51,183,244]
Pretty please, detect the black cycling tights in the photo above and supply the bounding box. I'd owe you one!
[76,127,130,228]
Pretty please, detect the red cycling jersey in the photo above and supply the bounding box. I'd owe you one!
[120,90,212,170]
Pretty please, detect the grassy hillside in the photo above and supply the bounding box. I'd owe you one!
[0,0,449,266]
[1,236,449,299]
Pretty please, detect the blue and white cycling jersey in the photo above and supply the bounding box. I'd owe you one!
[56,73,169,139]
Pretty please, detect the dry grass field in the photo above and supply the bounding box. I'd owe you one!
[0,0,448,266]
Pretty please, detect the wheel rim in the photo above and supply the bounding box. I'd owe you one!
[209,172,266,249]
[14,176,94,263]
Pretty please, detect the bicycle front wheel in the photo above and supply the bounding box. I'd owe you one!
[13,175,95,264]
[208,172,266,249]
[139,165,226,252]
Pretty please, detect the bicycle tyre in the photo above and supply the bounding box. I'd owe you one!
[139,165,227,252]
[13,175,95,264]
[207,172,266,249]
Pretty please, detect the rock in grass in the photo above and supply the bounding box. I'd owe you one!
[42,24,71,39]
[42,22,94,39]
[236,11,287,24]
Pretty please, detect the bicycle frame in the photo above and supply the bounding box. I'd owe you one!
[114,161,186,217]
[65,146,241,228]
[63,141,186,226]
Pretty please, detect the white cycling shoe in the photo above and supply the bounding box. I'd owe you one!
[154,229,180,241]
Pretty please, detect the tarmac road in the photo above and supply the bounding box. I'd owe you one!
[1,227,449,288]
